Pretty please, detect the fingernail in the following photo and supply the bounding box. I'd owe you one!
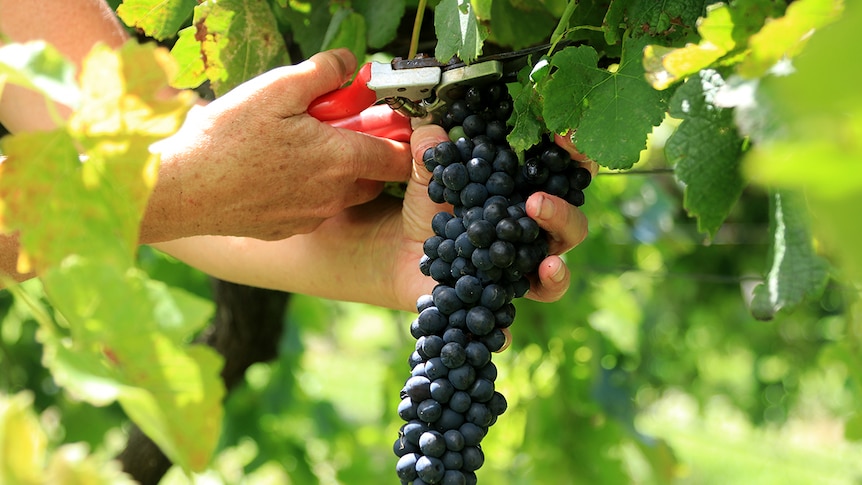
[535,195,555,220]
[495,329,512,353]
[549,262,566,283]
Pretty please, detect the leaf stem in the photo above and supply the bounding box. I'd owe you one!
[549,0,578,54]
[409,0,428,59]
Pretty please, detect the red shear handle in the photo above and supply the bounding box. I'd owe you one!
[326,105,413,143]
[308,62,376,121]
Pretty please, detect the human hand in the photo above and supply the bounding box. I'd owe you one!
[398,125,594,307]
[141,49,413,243]
[153,125,594,315]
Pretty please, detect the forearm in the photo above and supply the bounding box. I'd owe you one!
[152,199,408,310]
[0,0,129,133]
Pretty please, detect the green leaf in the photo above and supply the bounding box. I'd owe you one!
[540,45,604,137]
[355,0,406,49]
[603,0,632,45]
[192,0,289,96]
[489,0,557,50]
[321,8,367,64]
[541,36,669,169]
[750,189,829,320]
[506,76,545,153]
[39,261,221,472]
[665,69,745,238]
[116,0,197,41]
[434,0,489,64]
[278,1,332,59]
[0,41,80,115]
[738,0,843,78]
[626,0,710,40]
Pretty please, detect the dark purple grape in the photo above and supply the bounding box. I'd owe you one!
[431,378,455,404]
[436,238,457,263]
[485,171,515,196]
[455,136,474,161]
[492,149,518,175]
[472,142,497,162]
[495,217,522,242]
[461,446,485,472]
[416,455,446,483]
[466,157,492,183]
[541,145,571,172]
[523,157,549,184]
[442,163,469,191]
[466,220,495,248]
[419,430,447,458]
[489,240,516,268]
[465,341,491,367]
[462,115,486,138]
[440,342,467,369]
[428,181,446,203]
[454,275,482,304]
[466,307,495,336]
[470,248,494,272]
[434,141,460,166]
[423,147,438,171]
[460,182,489,208]
[396,452,420,481]
[569,165,592,190]
[431,212,453,237]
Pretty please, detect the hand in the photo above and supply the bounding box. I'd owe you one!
[154,125,594,313]
[141,49,413,243]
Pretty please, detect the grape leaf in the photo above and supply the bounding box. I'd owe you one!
[643,3,736,90]
[665,69,745,238]
[603,0,633,45]
[168,26,207,89]
[434,0,489,64]
[738,0,843,78]
[489,0,557,50]
[506,75,545,153]
[626,0,711,40]
[278,1,332,59]
[750,189,829,320]
[541,36,669,169]
[541,45,605,138]
[191,0,289,96]
[354,0,405,49]
[116,0,197,41]
[321,8,367,65]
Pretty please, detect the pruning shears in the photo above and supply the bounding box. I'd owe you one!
[308,44,559,142]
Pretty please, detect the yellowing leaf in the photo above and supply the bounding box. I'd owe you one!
[0,392,47,485]
[644,3,736,90]
[738,0,844,78]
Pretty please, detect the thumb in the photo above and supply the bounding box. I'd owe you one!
[287,49,358,110]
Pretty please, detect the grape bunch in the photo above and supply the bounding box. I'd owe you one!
[393,81,592,485]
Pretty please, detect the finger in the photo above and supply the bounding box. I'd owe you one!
[276,49,359,113]
[554,132,599,178]
[525,192,588,255]
[411,124,449,162]
[341,130,414,182]
[525,255,571,303]
[409,124,450,184]
[495,328,512,353]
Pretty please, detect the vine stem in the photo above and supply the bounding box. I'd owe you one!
[408,0,428,59]
[549,0,578,54]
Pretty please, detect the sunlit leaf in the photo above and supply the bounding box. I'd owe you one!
[116,0,197,41]
[543,36,669,169]
[192,0,289,96]
[738,0,843,78]
[354,0,405,49]
[434,0,489,64]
